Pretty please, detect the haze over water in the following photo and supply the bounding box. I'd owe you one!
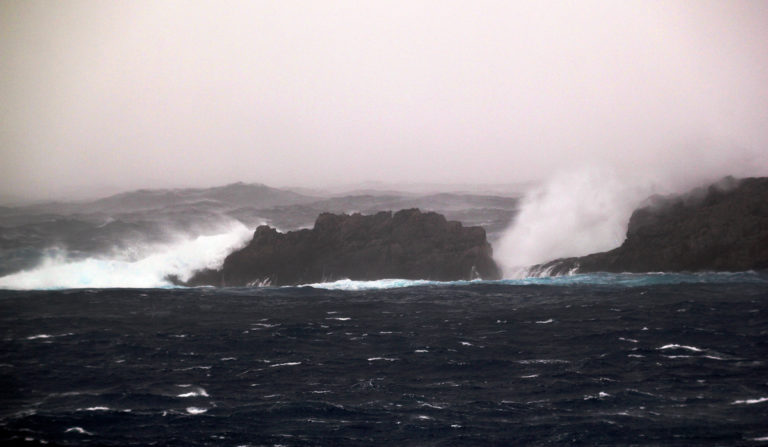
[2,1,767,203]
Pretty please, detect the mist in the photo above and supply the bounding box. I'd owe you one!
[1,0,766,202]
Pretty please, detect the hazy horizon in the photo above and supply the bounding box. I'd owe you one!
[2,1,767,202]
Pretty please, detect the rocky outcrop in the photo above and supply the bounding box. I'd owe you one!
[182,209,501,286]
[534,177,768,275]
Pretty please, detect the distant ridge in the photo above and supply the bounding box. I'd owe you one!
[88,182,317,213]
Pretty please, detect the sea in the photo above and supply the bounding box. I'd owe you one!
[1,186,767,445]
[1,274,767,446]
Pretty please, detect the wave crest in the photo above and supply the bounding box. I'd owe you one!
[0,221,252,290]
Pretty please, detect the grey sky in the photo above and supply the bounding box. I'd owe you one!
[2,0,767,201]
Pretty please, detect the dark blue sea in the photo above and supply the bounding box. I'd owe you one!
[1,273,767,446]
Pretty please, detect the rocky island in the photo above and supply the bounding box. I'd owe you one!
[179,208,501,286]
[534,177,768,275]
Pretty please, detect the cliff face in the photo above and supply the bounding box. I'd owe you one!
[536,177,768,275]
[185,209,501,286]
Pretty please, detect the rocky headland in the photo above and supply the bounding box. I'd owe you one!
[180,208,501,286]
[534,177,768,275]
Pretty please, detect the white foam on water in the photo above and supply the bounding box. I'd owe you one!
[584,391,611,400]
[658,344,703,352]
[177,387,209,398]
[269,362,302,368]
[186,407,208,415]
[517,359,569,364]
[78,407,110,412]
[65,427,93,435]
[299,271,768,291]
[301,278,469,290]
[0,221,252,289]
[26,333,73,340]
[732,397,768,405]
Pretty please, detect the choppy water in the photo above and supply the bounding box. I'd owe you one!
[1,276,767,446]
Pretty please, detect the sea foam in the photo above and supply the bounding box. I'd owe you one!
[0,221,251,289]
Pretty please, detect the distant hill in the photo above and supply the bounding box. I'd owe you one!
[88,182,318,213]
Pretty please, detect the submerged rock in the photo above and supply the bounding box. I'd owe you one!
[183,209,501,286]
[535,177,768,274]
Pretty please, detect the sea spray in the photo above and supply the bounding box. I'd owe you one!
[497,166,650,278]
[0,221,252,289]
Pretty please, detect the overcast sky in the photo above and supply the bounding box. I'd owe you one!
[1,0,767,201]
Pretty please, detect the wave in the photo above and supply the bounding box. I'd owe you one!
[0,222,252,290]
[300,271,768,290]
[496,166,650,276]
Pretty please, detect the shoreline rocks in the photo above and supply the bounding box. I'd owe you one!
[533,177,768,275]
[179,208,501,286]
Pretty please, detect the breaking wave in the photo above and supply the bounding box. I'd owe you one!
[496,166,650,277]
[0,221,252,290]
[301,271,768,291]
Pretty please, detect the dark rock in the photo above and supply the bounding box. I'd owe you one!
[185,209,501,286]
[535,177,768,274]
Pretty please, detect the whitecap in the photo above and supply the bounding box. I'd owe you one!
[177,387,209,398]
[301,278,459,290]
[78,407,110,412]
[535,319,553,324]
[65,427,93,435]
[517,359,569,364]
[731,397,768,405]
[658,344,703,352]
[186,407,208,414]
[26,333,73,340]
[27,334,53,340]
[367,357,398,362]
[584,391,610,400]
[269,362,302,368]
[418,402,445,409]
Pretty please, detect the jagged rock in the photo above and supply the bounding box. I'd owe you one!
[535,177,768,274]
[184,209,501,286]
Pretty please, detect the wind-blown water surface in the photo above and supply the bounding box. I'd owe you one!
[1,275,766,446]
